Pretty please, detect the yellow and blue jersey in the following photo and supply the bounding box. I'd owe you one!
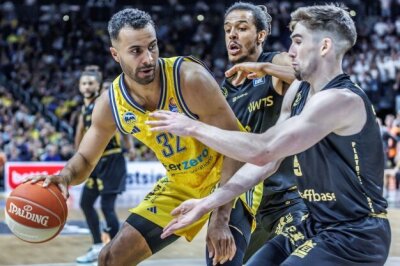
[109,56,224,194]
[109,56,262,240]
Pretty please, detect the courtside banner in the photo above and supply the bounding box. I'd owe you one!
[5,162,65,192]
[4,161,166,208]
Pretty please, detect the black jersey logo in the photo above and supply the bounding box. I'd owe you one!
[253,77,265,87]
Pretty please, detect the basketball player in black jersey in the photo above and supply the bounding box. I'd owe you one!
[220,2,308,264]
[75,67,128,264]
[149,4,391,265]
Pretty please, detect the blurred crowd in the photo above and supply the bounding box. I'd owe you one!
[0,0,400,192]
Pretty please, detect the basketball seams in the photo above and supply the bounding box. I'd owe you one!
[37,183,68,223]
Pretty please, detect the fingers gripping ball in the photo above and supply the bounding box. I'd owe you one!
[5,181,68,243]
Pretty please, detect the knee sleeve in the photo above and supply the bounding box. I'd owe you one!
[126,213,179,254]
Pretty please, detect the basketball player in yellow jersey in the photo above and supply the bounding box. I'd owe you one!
[24,8,262,266]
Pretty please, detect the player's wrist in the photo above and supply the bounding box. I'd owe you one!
[261,62,271,75]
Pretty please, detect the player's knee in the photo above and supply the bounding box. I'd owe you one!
[100,204,115,216]
[101,196,116,214]
[98,244,113,266]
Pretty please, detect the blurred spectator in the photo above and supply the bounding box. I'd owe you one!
[41,144,62,161]
[0,0,399,164]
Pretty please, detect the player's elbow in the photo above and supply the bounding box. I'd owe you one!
[249,145,274,166]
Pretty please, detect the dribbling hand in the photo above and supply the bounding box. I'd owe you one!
[23,174,70,200]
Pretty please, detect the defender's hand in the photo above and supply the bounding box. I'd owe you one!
[23,174,70,200]
[161,198,208,239]
[207,219,236,265]
[225,62,268,85]
[147,110,198,137]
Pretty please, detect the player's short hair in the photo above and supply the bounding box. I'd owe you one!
[108,8,155,41]
[289,4,357,53]
[81,65,102,84]
[225,2,272,34]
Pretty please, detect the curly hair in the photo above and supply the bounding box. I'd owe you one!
[225,2,272,34]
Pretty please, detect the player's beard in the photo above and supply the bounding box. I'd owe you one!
[83,91,98,99]
[230,38,258,65]
[134,64,156,85]
[120,59,156,85]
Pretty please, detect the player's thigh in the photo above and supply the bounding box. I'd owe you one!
[131,177,210,241]
[281,240,363,266]
[247,234,291,266]
[266,201,309,237]
[99,222,152,265]
[99,216,179,265]
[282,217,391,266]
[126,213,179,254]
[243,221,269,263]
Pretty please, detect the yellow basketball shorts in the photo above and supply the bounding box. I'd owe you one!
[130,176,263,241]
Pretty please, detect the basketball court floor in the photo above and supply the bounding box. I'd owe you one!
[1,195,399,266]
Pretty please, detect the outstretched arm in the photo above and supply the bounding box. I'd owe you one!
[159,80,301,238]
[227,54,295,86]
[159,84,368,237]
[160,159,282,239]
[149,83,366,166]
[25,91,117,198]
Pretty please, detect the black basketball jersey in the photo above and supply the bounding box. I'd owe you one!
[290,74,387,223]
[221,52,299,205]
[82,99,122,154]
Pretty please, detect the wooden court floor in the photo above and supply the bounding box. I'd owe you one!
[0,207,399,265]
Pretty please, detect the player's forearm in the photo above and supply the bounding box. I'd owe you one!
[59,152,97,185]
[212,158,242,223]
[74,133,83,150]
[201,161,281,212]
[190,123,265,164]
[262,63,295,84]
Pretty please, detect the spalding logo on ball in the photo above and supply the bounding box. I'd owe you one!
[4,181,68,243]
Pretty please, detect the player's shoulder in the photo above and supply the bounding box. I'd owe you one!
[180,59,210,76]
[179,60,215,91]
[92,88,112,114]
[310,88,364,114]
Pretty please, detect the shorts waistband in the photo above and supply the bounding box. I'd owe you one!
[102,148,122,156]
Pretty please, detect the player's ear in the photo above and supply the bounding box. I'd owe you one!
[110,47,120,63]
[257,30,267,45]
[320,38,332,57]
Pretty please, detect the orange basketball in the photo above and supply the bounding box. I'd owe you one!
[4,181,68,243]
